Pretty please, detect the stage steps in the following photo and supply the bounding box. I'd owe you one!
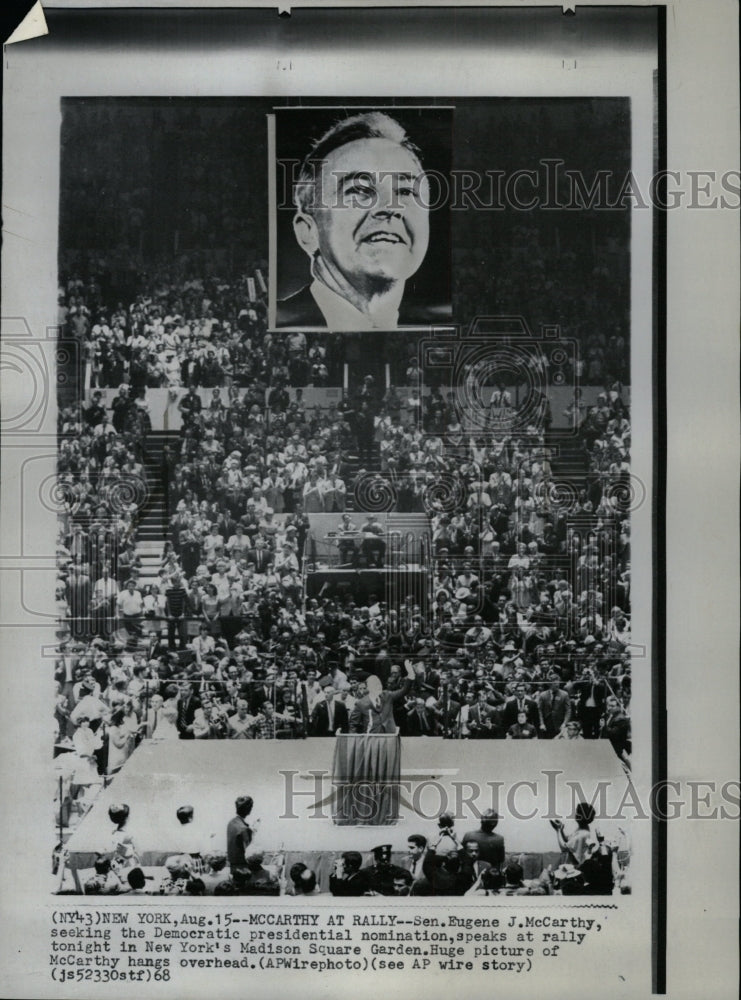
[133,431,179,585]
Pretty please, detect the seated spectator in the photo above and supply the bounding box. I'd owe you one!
[241,853,279,896]
[289,863,323,898]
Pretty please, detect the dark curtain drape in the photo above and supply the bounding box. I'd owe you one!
[332,733,401,826]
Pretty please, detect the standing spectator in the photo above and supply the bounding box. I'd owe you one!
[165,574,190,650]
[116,579,143,639]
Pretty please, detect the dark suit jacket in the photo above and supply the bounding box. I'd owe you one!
[183,367,205,396]
[458,857,492,891]
[466,702,503,738]
[407,854,433,896]
[460,830,505,869]
[413,669,441,699]
[276,284,325,328]
[573,678,608,713]
[538,687,572,734]
[421,849,469,896]
[310,699,349,737]
[250,684,278,716]
[502,696,539,729]
[360,862,411,896]
[329,870,369,897]
[246,548,272,574]
[404,707,439,737]
[176,692,201,738]
[437,697,462,736]
[226,814,253,873]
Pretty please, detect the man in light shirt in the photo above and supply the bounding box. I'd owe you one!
[116,579,143,637]
[228,699,257,739]
[92,566,119,637]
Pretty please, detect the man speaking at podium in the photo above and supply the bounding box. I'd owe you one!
[334,661,414,825]
[350,660,415,733]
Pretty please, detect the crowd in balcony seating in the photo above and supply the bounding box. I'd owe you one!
[56,328,631,770]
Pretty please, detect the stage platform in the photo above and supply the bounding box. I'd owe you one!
[65,738,631,892]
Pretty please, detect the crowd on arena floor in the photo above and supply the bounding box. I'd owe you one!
[69,798,628,898]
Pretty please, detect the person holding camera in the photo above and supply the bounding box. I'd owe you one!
[431,813,459,857]
[550,801,596,867]
[550,802,616,895]
[421,818,469,896]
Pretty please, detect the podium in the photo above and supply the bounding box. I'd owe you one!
[331,733,402,826]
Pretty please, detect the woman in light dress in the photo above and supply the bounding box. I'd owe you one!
[106,707,140,776]
[71,716,103,788]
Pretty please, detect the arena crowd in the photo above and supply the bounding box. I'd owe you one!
[72,799,628,898]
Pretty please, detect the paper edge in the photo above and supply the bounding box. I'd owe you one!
[5,1,49,46]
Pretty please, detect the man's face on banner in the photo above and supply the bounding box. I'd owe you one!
[300,137,430,293]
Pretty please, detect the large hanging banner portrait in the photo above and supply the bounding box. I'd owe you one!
[1,4,738,1000]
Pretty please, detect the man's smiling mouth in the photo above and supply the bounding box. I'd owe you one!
[361,231,407,245]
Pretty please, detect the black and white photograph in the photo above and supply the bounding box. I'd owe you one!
[1,2,738,999]
[52,95,633,899]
